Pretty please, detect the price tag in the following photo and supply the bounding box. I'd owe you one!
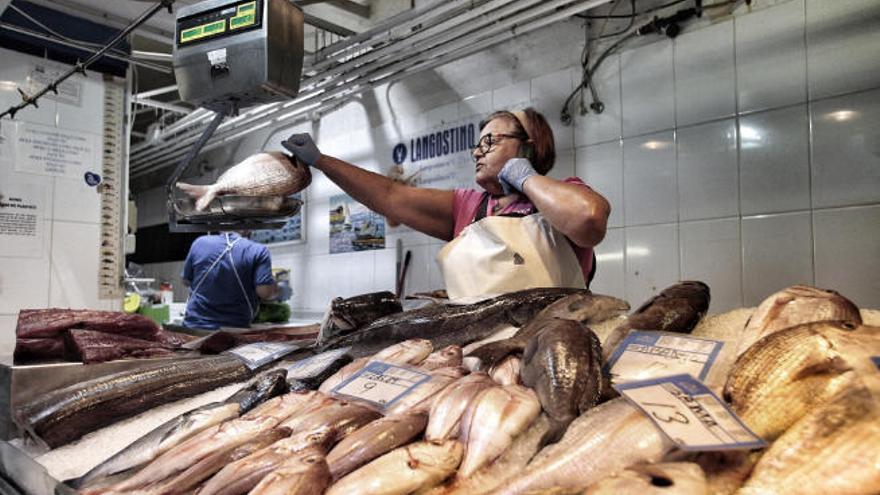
[286,347,350,381]
[330,361,432,410]
[605,331,724,384]
[225,342,300,370]
[615,374,766,451]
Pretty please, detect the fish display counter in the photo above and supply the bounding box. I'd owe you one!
[0,285,877,494]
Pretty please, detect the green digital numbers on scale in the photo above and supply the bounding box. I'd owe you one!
[230,1,257,30]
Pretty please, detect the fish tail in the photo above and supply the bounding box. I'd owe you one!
[176,183,216,211]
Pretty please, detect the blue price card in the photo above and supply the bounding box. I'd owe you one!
[605,331,724,384]
[331,361,432,410]
[615,374,767,451]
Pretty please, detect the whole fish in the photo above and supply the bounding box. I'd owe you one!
[466,292,628,370]
[106,391,314,491]
[735,284,862,358]
[319,291,403,343]
[326,411,428,480]
[319,339,434,393]
[280,396,381,442]
[320,288,598,358]
[520,319,604,443]
[425,373,495,441]
[738,386,880,495]
[325,440,463,495]
[248,445,332,495]
[723,321,880,440]
[489,355,521,385]
[420,345,464,371]
[177,152,311,211]
[498,398,675,494]
[198,427,336,495]
[284,348,353,391]
[385,367,468,415]
[429,414,551,495]
[72,369,287,488]
[458,385,541,478]
[693,450,763,495]
[603,281,711,360]
[143,426,290,495]
[584,462,709,494]
[15,356,252,449]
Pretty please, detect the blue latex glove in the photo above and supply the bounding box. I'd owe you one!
[282,133,322,166]
[497,158,538,195]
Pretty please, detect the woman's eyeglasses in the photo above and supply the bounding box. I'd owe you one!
[471,133,524,157]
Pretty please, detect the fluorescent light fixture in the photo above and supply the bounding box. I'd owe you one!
[641,140,671,150]
[826,110,857,122]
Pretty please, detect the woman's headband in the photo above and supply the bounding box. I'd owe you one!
[512,110,531,139]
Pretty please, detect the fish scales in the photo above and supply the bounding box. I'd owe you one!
[321,288,591,358]
[326,411,428,480]
[248,446,332,495]
[425,373,496,441]
[15,356,251,448]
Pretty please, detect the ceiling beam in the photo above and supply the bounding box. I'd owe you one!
[302,12,357,36]
[296,0,370,19]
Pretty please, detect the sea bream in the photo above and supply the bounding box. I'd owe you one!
[425,373,496,441]
[177,151,311,211]
[248,445,332,495]
[320,288,611,358]
[71,369,287,489]
[584,462,709,494]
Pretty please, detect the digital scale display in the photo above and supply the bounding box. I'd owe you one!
[177,0,263,46]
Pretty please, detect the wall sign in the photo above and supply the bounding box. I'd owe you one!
[0,176,46,258]
[15,121,99,178]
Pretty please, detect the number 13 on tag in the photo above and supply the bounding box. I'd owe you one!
[615,374,766,451]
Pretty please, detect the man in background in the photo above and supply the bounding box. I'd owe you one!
[181,231,278,330]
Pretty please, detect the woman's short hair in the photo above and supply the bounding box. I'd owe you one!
[478,107,556,175]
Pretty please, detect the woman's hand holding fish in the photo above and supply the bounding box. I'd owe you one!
[282,133,322,167]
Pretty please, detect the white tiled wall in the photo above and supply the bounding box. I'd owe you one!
[140,0,880,315]
[0,48,117,352]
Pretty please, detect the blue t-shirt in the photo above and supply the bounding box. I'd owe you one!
[182,233,275,329]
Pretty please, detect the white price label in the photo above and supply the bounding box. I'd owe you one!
[331,361,431,410]
[615,374,766,451]
[606,331,724,384]
[286,348,350,380]
[226,342,300,369]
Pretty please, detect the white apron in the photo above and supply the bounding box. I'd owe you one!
[437,213,586,300]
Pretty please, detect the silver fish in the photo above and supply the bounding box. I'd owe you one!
[425,373,496,441]
[498,398,675,494]
[325,440,463,495]
[458,385,541,478]
[247,445,331,495]
[326,411,428,480]
[177,152,311,211]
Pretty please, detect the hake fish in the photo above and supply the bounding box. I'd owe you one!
[325,440,463,495]
[723,321,880,440]
[326,410,428,480]
[72,369,287,488]
[15,356,252,449]
[498,398,675,494]
[520,319,604,443]
[735,284,862,357]
[603,281,710,360]
[584,462,709,494]
[248,445,332,495]
[466,292,628,369]
[458,385,541,478]
[177,152,311,211]
[425,373,495,441]
[198,427,336,495]
[321,288,598,358]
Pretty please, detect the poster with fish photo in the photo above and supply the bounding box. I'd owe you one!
[329,194,385,254]
[251,192,306,245]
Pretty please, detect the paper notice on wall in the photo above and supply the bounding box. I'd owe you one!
[0,176,46,258]
[29,64,83,107]
[14,121,99,178]
[0,122,16,164]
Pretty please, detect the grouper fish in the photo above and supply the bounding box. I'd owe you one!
[71,369,288,489]
[318,291,403,344]
[323,288,622,359]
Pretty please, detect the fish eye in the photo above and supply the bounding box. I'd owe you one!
[650,475,674,487]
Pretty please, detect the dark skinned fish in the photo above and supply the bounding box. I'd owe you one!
[71,369,288,489]
[466,292,629,370]
[520,319,604,443]
[603,281,711,360]
[319,291,403,343]
[284,348,353,391]
[320,288,597,358]
[15,356,252,449]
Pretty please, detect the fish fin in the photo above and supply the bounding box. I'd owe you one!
[466,340,521,371]
[176,182,216,211]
